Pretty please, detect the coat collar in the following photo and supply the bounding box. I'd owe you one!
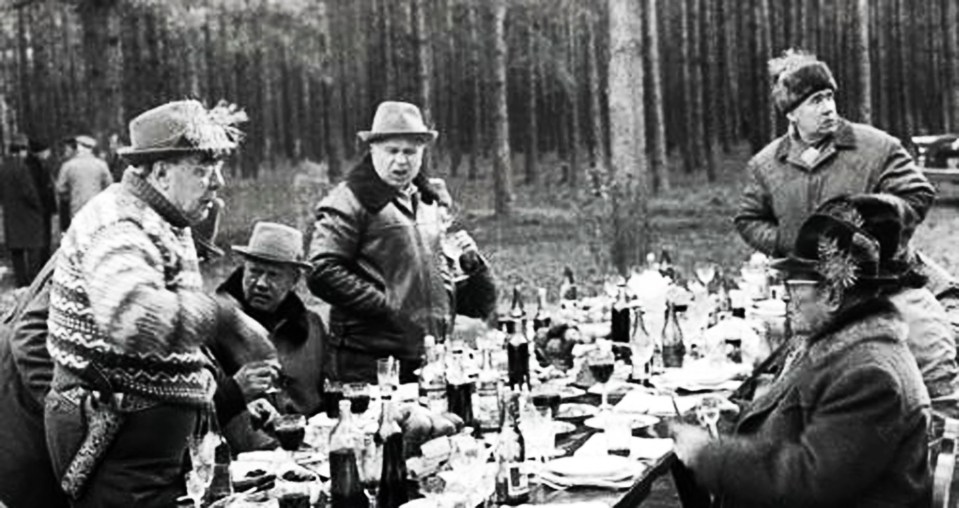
[122,171,191,229]
[217,266,310,345]
[775,118,857,163]
[738,297,903,427]
[346,155,440,213]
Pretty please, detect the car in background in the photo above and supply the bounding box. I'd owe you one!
[912,134,959,184]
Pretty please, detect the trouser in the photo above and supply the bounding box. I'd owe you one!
[325,344,422,385]
[45,386,199,508]
[10,247,44,287]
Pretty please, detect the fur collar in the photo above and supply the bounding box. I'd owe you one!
[217,267,310,345]
[346,155,439,213]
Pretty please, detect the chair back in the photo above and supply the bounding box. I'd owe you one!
[933,417,959,508]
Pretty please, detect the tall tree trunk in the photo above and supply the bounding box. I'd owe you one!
[566,7,581,189]
[414,0,433,174]
[444,0,461,177]
[78,0,123,140]
[693,0,715,181]
[16,5,33,134]
[678,0,695,174]
[585,11,607,170]
[853,0,871,123]
[608,0,650,275]
[467,0,482,180]
[525,8,539,186]
[645,0,668,192]
[491,0,512,217]
[720,0,740,150]
[897,0,914,136]
[946,0,959,131]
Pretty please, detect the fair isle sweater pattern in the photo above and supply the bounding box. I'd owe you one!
[48,172,218,406]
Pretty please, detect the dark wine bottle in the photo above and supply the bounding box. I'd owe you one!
[376,397,409,508]
[329,400,368,508]
[505,319,530,390]
[662,301,686,368]
[610,283,631,343]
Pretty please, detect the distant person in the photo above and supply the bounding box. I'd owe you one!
[55,134,112,230]
[1,134,48,286]
[308,101,494,384]
[26,138,58,266]
[735,49,934,258]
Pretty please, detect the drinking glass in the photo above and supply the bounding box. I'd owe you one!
[274,414,307,462]
[696,395,723,438]
[344,383,372,415]
[695,261,717,293]
[377,356,400,395]
[184,471,211,507]
[357,435,382,508]
[604,413,632,457]
[588,349,616,412]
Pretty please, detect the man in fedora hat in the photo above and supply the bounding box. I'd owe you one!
[212,221,325,451]
[45,100,276,507]
[2,134,52,287]
[55,134,112,230]
[672,211,931,507]
[308,100,494,384]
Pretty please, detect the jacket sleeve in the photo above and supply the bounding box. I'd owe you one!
[454,254,497,319]
[691,365,918,507]
[9,259,57,410]
[734,160,783,256]
[307,200,393,320]
[213,375,247,427]
[81,220,223,354]
[874,141,936,223]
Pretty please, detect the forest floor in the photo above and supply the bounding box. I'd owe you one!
[2,144,959,505]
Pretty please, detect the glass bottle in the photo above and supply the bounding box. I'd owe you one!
[628,308,654,384]
[445,348,475,428]
[418,335,448,414]
[329,400,368,508]
[495,392,530,506]
[611,282,631,343]
[559,266,578,302]
[473,349,502,432]
[662,301,686,368]
[505,319,531,391]
[532,287,551,332]
[376,397,409,508]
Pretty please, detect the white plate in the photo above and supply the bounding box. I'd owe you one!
[544,454,637,479]
[553,420,577,435]
[583,413,660,431]
[558,386,586,399]
[556,402,599,420]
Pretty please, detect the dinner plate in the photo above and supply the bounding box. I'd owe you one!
[553,420,577,436]
[556,402,599,421]
[558,386,586,399]
[544,454,637,479]
[583,413,660,431]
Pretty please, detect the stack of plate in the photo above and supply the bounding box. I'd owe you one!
[539,455,643,489]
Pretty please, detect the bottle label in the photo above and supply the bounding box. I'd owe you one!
[506,462,529,496]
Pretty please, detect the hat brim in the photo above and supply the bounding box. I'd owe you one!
[232,246,311,269]
[117,146,236,164]
[357,130,438,144]
[770,256,901,287]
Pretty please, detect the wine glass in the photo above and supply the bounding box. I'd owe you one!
[274,414,307,463]
[696,395,723,438]
[377,356,399,395]
[357,434,382,508]
[588,346,616,413]
[184,470,211,507]
[695,261,717,293]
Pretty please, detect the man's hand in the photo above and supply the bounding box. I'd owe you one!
[234,360,280,401]
[669,422,713,469]
[248,398,281,431]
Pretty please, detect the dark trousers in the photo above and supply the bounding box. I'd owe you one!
[45,387,198,508]
[325,345,422,385]
[10,247,45,287]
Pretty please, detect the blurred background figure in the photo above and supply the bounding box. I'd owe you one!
[26,138,57,267]
[56,134,112,231]
[1,134,50,287]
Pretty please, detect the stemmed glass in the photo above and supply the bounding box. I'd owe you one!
[357,434,382,508]
[274,414,307,463]
[184,470,212,507]
[696,395,723,438]
[588,346,616,413]
[377,356,399,396]
[695,261,717,293]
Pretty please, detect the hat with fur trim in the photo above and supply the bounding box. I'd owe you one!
[117,100,248,164]
[769,49,838,113]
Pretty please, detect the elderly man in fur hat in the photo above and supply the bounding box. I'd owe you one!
[308,101,495,385]
[673,211,931,507]
[44,100,276,507]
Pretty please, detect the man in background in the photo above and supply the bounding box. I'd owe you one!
[56,134,112,230]
[2,134,49,287]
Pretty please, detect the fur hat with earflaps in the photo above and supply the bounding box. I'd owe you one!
[117,100,248,164]
[769,49,838,113]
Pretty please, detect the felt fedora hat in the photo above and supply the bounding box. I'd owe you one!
[232,222,311,269]
[117,100,248,164]
[357,101,438,144]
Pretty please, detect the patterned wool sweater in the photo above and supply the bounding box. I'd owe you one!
[48,172,218,406]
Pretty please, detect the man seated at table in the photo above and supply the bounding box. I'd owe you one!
[211,222,326,451]
[672,210,931,507]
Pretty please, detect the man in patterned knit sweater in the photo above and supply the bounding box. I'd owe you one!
[44,100,277,507]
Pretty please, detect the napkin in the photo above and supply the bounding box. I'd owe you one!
[614,390,701,416]
[573,434,673,460]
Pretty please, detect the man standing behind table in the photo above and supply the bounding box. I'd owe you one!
[45,100,276,507]
[308,101,494,385]
[56,134,113,230]
[213,221,326,451]
[735,49,935,258]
